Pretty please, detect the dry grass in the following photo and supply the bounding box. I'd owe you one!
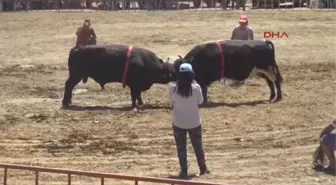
[0,9,336,185]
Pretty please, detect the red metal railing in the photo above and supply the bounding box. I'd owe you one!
[0,163,224,185]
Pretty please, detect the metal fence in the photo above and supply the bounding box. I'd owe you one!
[0,0,335,12]
[0,163,224,185]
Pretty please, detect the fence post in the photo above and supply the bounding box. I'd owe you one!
[68,173,71,185]
[135,180,138,185]
[35,171,39,185]
[4,167,7,185]
[101,177,104,185]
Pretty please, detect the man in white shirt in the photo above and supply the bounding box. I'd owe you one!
[168,63,210,178]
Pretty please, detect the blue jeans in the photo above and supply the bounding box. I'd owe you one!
[173,125,207,172]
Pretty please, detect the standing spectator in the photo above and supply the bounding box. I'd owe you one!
[230,15,254,87]
[75,19,97,48]
[168,63,210,178]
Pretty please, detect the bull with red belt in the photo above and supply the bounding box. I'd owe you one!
[62,44,175,109]
[172,39,283,104]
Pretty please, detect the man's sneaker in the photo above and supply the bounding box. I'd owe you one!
[199,168,211,176]
[178,170,188,178]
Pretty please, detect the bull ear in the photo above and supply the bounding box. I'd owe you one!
[178,55,183,59]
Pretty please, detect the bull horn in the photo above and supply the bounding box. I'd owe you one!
[178,55,182,59]
[166,57,170,63]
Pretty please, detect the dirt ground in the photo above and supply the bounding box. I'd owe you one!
[0,9,335,185]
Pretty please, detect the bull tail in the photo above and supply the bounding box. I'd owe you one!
[265,40,283,83]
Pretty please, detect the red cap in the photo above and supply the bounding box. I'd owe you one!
[239,15,248,23]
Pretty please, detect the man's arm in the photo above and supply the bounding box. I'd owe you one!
[90,28,97,39]
[168,83,175,105]
[249,28,254,40]
[320,124,335,138]
[231,28,236,40]
[76,27,81,36]
[195,84,204,105]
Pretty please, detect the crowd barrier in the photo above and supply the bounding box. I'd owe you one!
[0,0,335,12]
[0,163,224,185]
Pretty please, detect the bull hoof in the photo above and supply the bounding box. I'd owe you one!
[61,104,70,109]
[61,100,72,109]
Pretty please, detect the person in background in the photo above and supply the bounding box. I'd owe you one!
[315,119,336,175]
[230,15,254,87]
[75,19,97,48]
[168,63,210,178]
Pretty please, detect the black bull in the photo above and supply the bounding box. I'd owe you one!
[173,39,283,103]
[62,44,175,108]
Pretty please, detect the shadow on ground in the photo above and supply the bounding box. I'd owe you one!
[61,103,171,111]
[61,100,269,111]
[313,166,336,177]
[167,174,197,180]
[201,100,269,108]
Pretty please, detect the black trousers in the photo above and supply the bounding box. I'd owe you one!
[173,125,207,172]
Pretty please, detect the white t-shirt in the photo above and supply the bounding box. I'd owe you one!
[168,81,204,129]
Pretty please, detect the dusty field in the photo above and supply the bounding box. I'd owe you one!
[0,9,336,185]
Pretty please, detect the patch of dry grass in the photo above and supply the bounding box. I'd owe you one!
[0,9,335,185]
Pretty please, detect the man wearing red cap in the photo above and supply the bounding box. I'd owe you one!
[231,15,254,40]
[75,19,97,48]
[230,15,254,86]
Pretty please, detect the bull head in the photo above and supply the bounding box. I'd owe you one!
[156,61,175,84]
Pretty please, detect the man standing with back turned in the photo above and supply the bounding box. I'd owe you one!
[230,15,254,87]
[75,19,97,48]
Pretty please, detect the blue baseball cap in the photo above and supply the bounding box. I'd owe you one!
[179,63,193,72]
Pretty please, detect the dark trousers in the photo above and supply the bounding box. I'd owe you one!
[173,125,207,172]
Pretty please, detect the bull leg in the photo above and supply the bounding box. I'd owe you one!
[137,93,144,106]
[199,83,208,104]
[130,87,141,108]
[274,79,283,103]
[100,82,105,90]
[254,66,283,103]
[62,76,81,107]
[259,74,276,102]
